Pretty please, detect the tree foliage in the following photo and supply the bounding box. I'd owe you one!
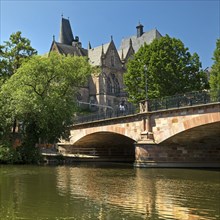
[0,32,37,146]
[1,53,91,145]
[0,31,37,79]
[124,35,209,103]
[0,144,19,164]
[209,39,220,91]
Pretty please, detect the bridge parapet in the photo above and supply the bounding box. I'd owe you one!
[148,90,220,112]
[72,90,220,125]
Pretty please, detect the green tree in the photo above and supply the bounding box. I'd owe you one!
[209,39,220,91]
[1,53,91,147]
[0,46,7,79]
[124,35,209,104]
[0,31,37,78]
[0,32,37,136]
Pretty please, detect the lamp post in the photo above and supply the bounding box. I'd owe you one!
[143,64,152,139]
[143,64,149,112]
[144,64,148,100]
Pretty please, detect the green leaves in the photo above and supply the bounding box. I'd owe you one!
[124,35,209,104]
[1,52,91,144]
[209,39,220,91]
[0,31,37,77]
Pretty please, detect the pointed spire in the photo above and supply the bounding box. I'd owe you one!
[53,35,55,42]
[129,38,132,47]
[59,17,74,45]
[101,43,106,60]
[88,41,91,49]
[101,44,104,55]
[121,49,124,60]
[111,35,113,41]
[101,44,105,66]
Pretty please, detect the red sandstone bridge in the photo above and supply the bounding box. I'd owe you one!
[58,91,220,167]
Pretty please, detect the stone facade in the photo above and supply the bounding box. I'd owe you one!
[87,40,129,111]
[135,143,220,167]
[50,17,162,111]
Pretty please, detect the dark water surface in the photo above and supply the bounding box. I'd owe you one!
[0,164,220,220]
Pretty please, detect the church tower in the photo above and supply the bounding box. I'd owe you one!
[59,17,74,45]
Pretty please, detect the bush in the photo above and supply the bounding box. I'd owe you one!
[0,143,43,164]
[16,143,43,164]
[0,144,21,164]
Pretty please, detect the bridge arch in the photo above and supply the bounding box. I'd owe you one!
[69,131,136,162]
[69,123,141,145]
[154,112,220,144]
[162,121,220,146]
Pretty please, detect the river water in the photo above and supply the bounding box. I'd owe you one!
[0,164,219,220]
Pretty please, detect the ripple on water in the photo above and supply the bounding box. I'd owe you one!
[0,165,219,220]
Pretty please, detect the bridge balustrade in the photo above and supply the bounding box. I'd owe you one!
[148,90,220,111]
[73,90,220,124]
[73,105,137,124]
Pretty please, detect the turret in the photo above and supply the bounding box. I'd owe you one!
[136,22,144,38]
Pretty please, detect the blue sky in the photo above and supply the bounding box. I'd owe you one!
[1,0,219,69]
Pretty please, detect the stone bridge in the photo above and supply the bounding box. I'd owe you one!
[59,102,220,167]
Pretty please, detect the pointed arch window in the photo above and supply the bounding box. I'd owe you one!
[107,76,112,94]
[102,72,121,95]
[109,73,120,95]
[114,78,120,95]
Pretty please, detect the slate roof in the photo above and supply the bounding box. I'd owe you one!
[119,29,162,52]
[54,42,88,56]
[88,42,111,66]
[59,18,74,45]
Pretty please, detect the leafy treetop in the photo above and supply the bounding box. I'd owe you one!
[124,35,209,104]
[209,38,220,91]
[0,31,37,78]
[0,52,91,145]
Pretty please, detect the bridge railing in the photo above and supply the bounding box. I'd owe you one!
[148,90,220,111]
[72,105,137,124]
[73,90,220,124]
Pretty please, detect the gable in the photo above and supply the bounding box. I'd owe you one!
[104,41,122,69]
[49,41,88,56]
[124,46,135,62]
[49,41,60,54]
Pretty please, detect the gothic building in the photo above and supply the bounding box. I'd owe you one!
[50,17,162,111]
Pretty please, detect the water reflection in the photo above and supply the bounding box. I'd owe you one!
[0,165,219,220]
[55,165,220,220]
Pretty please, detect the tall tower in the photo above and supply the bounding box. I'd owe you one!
[59,17,74,45]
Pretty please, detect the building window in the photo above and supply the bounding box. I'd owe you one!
[107,74,120,95]
[107,76,112,94]
[114,78,120,95]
